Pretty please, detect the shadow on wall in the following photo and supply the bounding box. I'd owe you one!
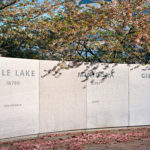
[41,60,150,88]
[129,64,150,71]
[40,61,119,85]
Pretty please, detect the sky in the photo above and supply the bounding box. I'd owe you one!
[38,0,112,4]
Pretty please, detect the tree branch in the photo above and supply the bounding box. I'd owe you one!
[0,0,17,10]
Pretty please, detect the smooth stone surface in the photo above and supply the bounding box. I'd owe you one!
[87,64,129,128]
[40,61,87,133]
[129,64,150,126]
[0,58,39,139]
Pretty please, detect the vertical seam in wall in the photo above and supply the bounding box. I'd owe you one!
[128,66,130,126]
[86,76,88,129]
[38,60,40,135]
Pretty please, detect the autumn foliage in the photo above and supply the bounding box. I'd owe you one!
[0,0,150,63]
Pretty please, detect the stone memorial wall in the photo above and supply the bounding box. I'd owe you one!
[0,58,39,139]
[129,65,150,126]
[0,57,149,140]
[40,61,87,133]
[86,64,128,128]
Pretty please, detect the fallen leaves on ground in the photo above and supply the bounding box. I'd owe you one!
[0,127,150,150]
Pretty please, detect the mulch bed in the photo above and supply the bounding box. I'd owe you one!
[0,127,150,150]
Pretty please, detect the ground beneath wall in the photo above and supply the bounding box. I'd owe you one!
[84,138,150,150]
[0,127,150,150]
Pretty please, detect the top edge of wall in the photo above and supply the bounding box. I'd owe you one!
[0,57,39,62]
[0,57,149,66]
